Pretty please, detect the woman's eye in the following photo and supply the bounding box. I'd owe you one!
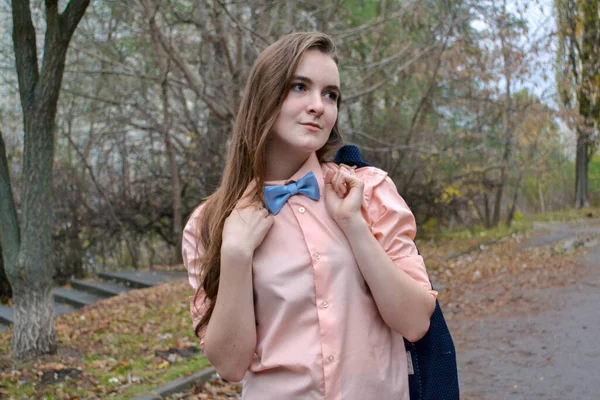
[291,83,306,91]
[324,92,339,102]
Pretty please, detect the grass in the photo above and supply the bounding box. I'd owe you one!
[422,207,599,243]
[0,279,212,399]
[0,353,210,399]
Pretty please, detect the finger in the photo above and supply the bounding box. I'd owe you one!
[335,170,350,197]
[338,164,356,193]
[264,214,275,229]
[338,168,360,184]
[324,168,339,197]
[239,181,258,203]
[323,174,338,199]
[346,172,364,189]
[339,163,357,176]
[260,206,270,218]
[324,168,336,184]
[333,170,345,197]
[242,180,257,197]
[237,182,261,209]
[337,169,363,193]
[236,193,252,209]
[235,198,252,209]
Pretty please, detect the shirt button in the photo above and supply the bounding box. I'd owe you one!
[299,207,306,213]
[328,355,335,363]
[321,301,329,308]
[314,252,321,259]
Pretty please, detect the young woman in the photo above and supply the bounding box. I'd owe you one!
[182,32,437,400]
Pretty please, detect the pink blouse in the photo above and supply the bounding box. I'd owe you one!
[182,153,435,400]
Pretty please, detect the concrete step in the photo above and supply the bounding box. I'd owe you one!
[0,305,13,325]
[0,302,76,327]
[56,302,77,315]
[0,270,187,329]
[97,270,187,289]
[70,279,132,298]
[52,288,104,309]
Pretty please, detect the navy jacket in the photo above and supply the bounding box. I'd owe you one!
[334,144,459,400]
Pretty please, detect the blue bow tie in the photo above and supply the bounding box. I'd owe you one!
[263,171,320,215]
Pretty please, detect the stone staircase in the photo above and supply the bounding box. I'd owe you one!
[0,270,187,332]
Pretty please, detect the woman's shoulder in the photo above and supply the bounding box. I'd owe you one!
[321,162,393,202]
[322,161,388,184]
[184,203,207,233]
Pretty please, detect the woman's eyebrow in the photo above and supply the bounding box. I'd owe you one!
[293,75,340,93]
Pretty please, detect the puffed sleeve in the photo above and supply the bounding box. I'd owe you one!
[182,205,209,344]
[358,167,437,297]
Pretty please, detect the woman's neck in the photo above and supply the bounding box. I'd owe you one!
[264,145,312,181]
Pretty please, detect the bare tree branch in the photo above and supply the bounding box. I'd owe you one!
[215,0,270,46]
[344,44,440,102]
[60,0,91,39]
[62,128,124,229]
[11,0,39,110]
[139,0,233,121]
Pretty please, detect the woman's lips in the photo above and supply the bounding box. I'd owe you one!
[300,122,321,131]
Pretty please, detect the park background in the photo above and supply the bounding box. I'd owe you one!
[0,0,599,398]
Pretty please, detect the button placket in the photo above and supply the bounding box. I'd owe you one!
[297,205,339,391]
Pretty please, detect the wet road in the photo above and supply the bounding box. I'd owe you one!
[456,222,600,400]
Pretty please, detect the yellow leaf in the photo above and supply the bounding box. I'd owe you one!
[157,361,170,370]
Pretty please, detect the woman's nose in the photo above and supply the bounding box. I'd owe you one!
[307,92,324,115]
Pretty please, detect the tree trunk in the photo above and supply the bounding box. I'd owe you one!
[126,238,140,270]
[159,70,182,265]
[571,0,598,208]
[505,174,523,227]
[285,0,295,32]
[165,134,183,264]
[69,205,85,279]
[0,131,18,301]
[482,188,492,228]
[148,13,183,265]
[538,179,546,214]
[493,8,513,227]
[4,0,90,361]
[0,244,12,301]
[574,129,590,208]
[11,285,57,359]
[11,115,59,359]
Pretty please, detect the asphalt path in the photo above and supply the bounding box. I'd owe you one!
[456,221,600,400]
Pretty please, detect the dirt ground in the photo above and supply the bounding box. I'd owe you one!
[453,220,600,400]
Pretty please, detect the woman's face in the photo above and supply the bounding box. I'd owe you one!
[270,49,340,157]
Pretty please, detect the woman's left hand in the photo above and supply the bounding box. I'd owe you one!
[324,165,365,229]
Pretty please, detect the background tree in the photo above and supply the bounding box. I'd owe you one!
[0,0,579,322]
[555,0,600,208]
[0,132,15,301]
[0,0,90,360]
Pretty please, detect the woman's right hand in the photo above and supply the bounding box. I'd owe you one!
[221,185,274,257]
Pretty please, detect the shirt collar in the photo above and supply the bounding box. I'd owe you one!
[264,152,324,196]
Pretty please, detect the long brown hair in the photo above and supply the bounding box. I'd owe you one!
[193,32,343,336]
